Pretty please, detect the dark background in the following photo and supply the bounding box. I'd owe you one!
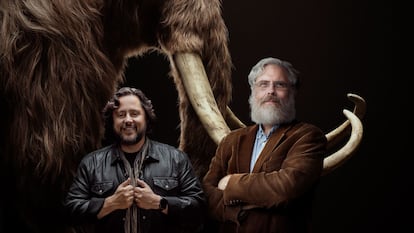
[124,1,402,233]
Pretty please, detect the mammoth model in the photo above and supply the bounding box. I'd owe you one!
[0,0,365,233]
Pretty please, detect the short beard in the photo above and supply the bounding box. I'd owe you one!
[114,127,145,146]
[249,92,296,125]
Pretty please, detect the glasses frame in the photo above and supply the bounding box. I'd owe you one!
[254,80,293,91]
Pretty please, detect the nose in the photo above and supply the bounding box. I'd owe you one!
[124,113,134,122]
[267,86,276,94]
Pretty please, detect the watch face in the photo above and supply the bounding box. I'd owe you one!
[159,198,167,210]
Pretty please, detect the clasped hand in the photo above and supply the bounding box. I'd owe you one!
[113,178,160,210]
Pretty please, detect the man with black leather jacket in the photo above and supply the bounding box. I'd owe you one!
[64,87,206,233]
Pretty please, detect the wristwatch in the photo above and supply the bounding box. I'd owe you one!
[159,197,167,210]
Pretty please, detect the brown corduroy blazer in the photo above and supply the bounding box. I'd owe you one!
[202,121,327,233]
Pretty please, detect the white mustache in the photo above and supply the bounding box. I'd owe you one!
[261,96,280,104]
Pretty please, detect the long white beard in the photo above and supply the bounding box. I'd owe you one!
[249,93,296,125]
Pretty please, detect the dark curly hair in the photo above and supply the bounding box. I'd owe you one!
[102,87,157,144]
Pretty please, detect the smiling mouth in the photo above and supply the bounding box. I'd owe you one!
[122,127,136,133]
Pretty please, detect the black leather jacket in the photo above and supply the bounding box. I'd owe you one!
[64,139,206,233]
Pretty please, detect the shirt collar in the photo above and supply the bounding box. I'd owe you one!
[257,124,279,139]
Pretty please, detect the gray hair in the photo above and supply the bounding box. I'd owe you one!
[247,57,300,89]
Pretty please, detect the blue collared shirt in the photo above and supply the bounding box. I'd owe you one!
[250,124,278,172]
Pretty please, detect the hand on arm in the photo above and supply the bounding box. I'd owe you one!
[218,174,231,190]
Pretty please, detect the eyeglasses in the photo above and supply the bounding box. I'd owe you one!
[254,80,292,91]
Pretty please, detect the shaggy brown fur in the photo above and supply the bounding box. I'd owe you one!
[0,0,232,232]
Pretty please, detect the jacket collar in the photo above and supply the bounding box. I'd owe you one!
[236,122,296,172]
[109,139,159,165]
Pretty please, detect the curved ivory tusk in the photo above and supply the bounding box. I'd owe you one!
[322,109,363,176]
[226,106,246,129]
[174,52,231,144]
[326,93,366,150]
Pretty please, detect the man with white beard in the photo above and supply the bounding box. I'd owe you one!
[202,57,327,233]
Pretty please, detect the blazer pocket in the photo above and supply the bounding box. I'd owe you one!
[153,177,178,194]
[91,181,114,196]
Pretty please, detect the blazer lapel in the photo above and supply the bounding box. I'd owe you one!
[251,124,293,172]
[236,125,258,173]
